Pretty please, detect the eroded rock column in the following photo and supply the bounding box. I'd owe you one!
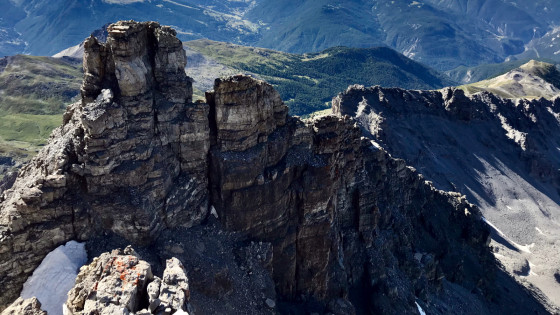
[0,21,210,308]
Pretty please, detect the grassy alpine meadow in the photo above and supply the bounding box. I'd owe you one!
[185,39,454,115]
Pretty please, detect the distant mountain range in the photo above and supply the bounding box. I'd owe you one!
[184,39,454,115]
[0,39,453,171]
[1,0,560,71]
[2,39,558,180]
[54,37,455,115]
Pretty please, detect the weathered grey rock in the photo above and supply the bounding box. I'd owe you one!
[157,258,190,313]
[65,248,153,314]
[208,74,288,152]
[65,249,190,315]
[147,277,162,312]
[1,297,46,315]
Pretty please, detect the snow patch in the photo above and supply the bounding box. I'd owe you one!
[21,241,88,315]
[528,260,539,276]
[403,38,419,59]
[211,205,219,218]
[483,217,535,254]
[415,301,426,315]
[493,252,506,259]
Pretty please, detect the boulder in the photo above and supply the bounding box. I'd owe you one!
[1,298,46,315]
[65,248,153,314]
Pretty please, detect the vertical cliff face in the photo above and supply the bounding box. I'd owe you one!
[0,21,547,314]
[204,76,495,311]
[206,80,493,308]
[78,21,210,240]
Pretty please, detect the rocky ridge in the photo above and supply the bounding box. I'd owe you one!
[1,297,46,315]
[334,85,560,309]
[0,21,551,314]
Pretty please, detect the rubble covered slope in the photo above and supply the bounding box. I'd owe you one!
[0,21,554,314]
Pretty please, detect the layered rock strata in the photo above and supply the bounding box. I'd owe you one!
[0,21,543,313]
[0,20,208,308]
[206,78,493,306]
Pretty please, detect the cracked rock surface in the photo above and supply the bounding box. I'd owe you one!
[65,248,190,315]
[333,85,560,309]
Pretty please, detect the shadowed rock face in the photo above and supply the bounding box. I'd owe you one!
[0,21,545,314]
[333,85,560,309]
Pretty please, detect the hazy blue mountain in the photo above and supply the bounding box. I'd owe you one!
[0,1,27,56]
[247,0,559,70]
[0,0,259,57]
[1,0,560,71]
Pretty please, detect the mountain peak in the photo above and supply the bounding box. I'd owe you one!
[458,59,560,99]
[519,60,558,77]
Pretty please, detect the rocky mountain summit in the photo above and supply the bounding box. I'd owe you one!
[0,21,553,314]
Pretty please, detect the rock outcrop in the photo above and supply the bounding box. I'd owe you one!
[0,21,551,314]
[65,247,190,315]
[1,297,46,315]
[207,78,493,306]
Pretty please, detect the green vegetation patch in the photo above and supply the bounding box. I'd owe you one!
[186,40,453,116]
[0,55,80,159]
[0,55,82,115]
[0,113,61,146]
